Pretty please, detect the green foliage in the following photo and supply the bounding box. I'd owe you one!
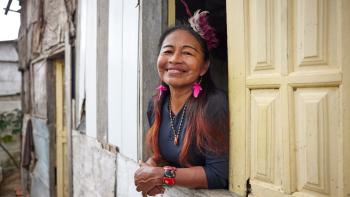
[2,135,13,143]
[0,109,23,143]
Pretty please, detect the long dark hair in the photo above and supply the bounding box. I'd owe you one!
[147,25,229,166]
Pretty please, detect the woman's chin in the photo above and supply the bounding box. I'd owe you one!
[165,82,193,91]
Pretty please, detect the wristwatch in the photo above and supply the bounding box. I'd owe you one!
[162,166,177,187]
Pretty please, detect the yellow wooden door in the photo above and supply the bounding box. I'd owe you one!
[55,59,68,197]
[227,0,350,196]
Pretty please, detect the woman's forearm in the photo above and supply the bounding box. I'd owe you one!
[174,166,208,189]
[144,156,208,189]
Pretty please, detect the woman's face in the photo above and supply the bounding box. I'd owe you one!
[157,30,209,90]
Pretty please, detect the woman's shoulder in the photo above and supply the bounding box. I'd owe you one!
[206,88,228,108]
[204,88,228,119]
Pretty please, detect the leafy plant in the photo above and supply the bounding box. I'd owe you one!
[0,109,23,168]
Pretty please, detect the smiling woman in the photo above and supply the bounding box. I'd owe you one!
[134,7,229,196]
[0,0,20,41]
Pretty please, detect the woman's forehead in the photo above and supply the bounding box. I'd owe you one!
[162,30,201,48]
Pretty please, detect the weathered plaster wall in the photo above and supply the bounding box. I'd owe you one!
[116,153,140,197]
[72,130,143,197]
[72,130,116,197]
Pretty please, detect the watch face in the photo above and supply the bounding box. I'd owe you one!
[164,170,176,178]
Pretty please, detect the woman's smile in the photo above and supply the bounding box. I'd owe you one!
[166,66,187,75]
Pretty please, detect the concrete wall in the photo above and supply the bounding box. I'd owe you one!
[116,153,140,197]
[72,130,141,197]
[72,130,116,197]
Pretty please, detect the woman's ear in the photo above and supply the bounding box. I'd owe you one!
[200,61,210,76]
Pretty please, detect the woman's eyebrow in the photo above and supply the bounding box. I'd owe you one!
[162,44,199,53]
[162,45,174,49]
[183,45,200,53]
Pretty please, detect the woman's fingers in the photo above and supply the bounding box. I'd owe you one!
[134,165,163,194]
[134,164,151,186]
[136,180,156,194]
[142,191,147,197]
[147,186,165,196]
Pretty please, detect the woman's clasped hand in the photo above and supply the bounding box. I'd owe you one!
[134,160,165,196]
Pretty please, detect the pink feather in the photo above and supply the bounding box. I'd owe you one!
[156,85,167,100]
[192,82,202,98]
[188,10,218,50]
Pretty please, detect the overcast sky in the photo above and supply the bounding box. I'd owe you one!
[0,0,20,41]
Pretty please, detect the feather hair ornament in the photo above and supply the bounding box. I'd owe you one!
[188,10,218,50]
[180,0,218,50]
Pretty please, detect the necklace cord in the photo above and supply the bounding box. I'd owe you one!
[168,98,188,145]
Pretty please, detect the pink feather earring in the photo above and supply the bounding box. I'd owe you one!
[192,77,202,98]
[156,85,167,100]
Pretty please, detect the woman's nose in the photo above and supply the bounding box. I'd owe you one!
[169,51,181,63]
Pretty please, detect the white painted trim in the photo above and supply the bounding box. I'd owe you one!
[108,0,139,161]
[85,0,97,138]
[108,0,123,146]
[120,0,139,162]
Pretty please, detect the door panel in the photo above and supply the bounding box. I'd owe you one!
[55,59,68,197]
[294,88,339,196]
[294,0,328,69]
[250,90,282,190]
[248,0,284,75]
[227,0,349,196]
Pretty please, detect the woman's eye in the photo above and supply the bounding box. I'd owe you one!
[183,51,192,56]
